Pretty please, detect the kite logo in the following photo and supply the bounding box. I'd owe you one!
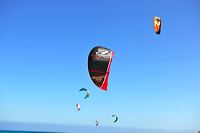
[96,48,111,58]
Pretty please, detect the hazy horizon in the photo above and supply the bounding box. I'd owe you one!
[0,121,195,133]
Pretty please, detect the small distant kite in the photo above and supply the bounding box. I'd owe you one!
[112,115,118,123]
[95,120,99,126]
[154,16,161,34]
[76,104,80,111]
[88,46,114,91]
[79,88,90,99]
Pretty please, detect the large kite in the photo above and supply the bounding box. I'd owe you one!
[88,46,114,91]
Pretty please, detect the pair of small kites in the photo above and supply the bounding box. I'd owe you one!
[75,88,89,111]
[94,115,118,126]
[76,88,118,125]
[76,16,161,126]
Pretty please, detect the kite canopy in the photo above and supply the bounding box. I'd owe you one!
[76,104,80,111]
[88,46,114,91]
[95,120,99,126]
[79,88,90,99]
[112,115,118,123]
[154,16,161,34]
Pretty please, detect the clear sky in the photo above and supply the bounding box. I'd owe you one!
[0,0,200,132]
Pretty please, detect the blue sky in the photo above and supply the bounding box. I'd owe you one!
[0,0,200,132]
